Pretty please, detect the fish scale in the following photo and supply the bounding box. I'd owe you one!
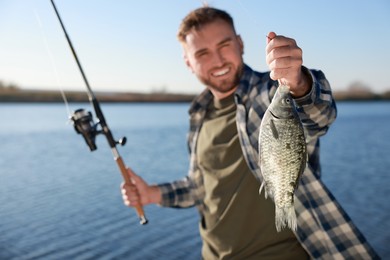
[258,84,307,232]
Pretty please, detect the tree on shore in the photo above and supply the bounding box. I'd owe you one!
[0,80,20,91]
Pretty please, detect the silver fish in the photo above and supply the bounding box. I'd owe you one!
[258,84,307,232]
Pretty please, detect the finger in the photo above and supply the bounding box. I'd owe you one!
[120,180,132,188]
[266,36,296,55]
[268,55,302,72]
[121,186,126,195]
[126,167,137,179]
[268,64,293,81]
[266,45,300,65]
[267,45,302,66]
[267,57,294,70]
[266,31,277,44]
[128,191,140,202]
[121,181,134,192]
[270,66,301,82]
[123,195,140,207]
[121,182,139,198]
[270,68,290,81]
[123,182,139,193]
[122,187,141,206]
[122,193,130,206]
[121,190,131,206]
[126,167,141,186]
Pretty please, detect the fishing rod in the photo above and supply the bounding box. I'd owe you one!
[50,0,147,225]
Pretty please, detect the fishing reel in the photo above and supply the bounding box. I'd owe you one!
[70,108,127,151]
[70,109,98,151]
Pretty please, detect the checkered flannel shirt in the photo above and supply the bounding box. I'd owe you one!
[158,64,379,259]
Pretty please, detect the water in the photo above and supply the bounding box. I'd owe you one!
[0,101,389,259]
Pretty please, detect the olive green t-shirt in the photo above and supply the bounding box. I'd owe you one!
[197,94,309,259]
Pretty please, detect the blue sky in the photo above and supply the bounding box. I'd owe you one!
[0,0,389,94]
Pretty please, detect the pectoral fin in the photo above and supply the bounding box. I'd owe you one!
[270,119,279,139]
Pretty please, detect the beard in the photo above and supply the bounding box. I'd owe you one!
[197,62,244,95]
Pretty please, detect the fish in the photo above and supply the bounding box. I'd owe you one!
[258,84,307,232]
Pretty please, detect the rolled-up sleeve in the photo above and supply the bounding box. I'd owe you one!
[157,176,198,208]
[294,67,337,141]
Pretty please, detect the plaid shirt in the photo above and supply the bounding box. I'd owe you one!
[158,64,379,259]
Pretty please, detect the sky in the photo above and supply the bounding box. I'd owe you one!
[0,0,389,94]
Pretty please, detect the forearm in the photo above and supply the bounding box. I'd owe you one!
[146,185,163,205]
[294,68,337,139]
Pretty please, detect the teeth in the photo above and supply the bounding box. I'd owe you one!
[213,68,230,77]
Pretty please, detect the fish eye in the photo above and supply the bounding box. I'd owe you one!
[282,98,291,105]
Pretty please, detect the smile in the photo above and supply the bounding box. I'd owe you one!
[212,67,230,77]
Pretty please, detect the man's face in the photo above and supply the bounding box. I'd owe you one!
[182,19,244,99]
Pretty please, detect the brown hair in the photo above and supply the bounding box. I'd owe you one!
[177,7,235,43]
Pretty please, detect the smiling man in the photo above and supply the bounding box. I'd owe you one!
[181,18,245,99]
[121,7,378,259]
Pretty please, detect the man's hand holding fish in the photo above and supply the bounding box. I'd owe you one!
[266,31,312,98]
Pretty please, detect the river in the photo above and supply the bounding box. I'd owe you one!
[0,101,389,259]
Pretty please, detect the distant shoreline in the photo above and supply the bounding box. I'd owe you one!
[0,88,389,103]
[0,89,195,103]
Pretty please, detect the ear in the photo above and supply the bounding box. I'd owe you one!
[183,52,194,73]
[237,35,244,55]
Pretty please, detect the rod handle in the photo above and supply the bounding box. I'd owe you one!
[115,156,148,225]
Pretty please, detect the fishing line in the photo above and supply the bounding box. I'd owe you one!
[49,0,147,225]
[33,8,71,117]
[235,1,261,27]
[200,0,209,7]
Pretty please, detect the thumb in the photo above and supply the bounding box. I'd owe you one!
[126,167,139,184]
[267,31,277,44]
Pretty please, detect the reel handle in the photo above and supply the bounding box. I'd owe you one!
[115,156,148,225]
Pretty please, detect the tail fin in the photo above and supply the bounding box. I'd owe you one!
[275,205,297,232]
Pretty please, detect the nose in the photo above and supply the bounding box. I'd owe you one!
[212,50,225,66]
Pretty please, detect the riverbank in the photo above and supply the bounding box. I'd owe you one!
[0,89,195,103]
[0,88,389,102]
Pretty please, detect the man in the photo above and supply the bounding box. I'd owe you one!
[121,7,378,259]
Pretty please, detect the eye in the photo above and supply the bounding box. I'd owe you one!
[220,43,230,49]
[282,98,291,105]
[196,51,208,59]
